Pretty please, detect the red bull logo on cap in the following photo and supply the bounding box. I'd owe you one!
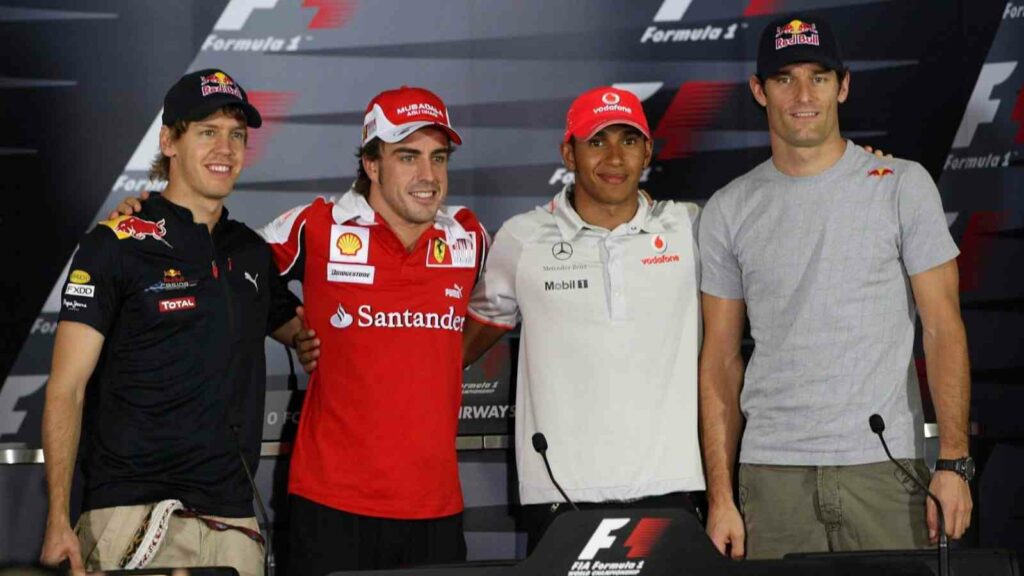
[200,71,243,99]
[775,19,820,50]
[101,215,173,248]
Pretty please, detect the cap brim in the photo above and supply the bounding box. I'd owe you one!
[376,120,462,146]
[179,96,263,128]
[759,50,844,78]
[569,119,650,143]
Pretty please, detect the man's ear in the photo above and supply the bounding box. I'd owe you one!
[837,70,850,104]
[363,154,380,184]
[159,125,177,158]
[749,75,768,108]
[560,141,576,172]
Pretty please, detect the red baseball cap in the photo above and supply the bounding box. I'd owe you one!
[362,86,462,146]
[564,87,650,143]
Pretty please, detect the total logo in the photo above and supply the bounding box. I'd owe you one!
[569,517,671,576]
[205,0,355,53]
[159,296,197,313]
[329,304,466,332]
[641,0,742,44]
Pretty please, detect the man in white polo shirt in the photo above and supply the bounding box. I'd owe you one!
[464,87,705,551]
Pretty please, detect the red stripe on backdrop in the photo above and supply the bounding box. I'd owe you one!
[957,211,1006,292]
[744,0,780,17]
[302,0,358,29]
[244,91,299,167]
[1011,85,1024,144]
[653,81,734,160]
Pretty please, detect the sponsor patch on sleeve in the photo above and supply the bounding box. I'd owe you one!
[65,284,95,298]
[426,232,477,269]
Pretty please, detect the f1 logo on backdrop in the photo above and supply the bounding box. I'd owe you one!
[953,62,1019,148]
[214,0,355,31]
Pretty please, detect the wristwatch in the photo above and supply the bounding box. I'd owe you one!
[935,456,976,482]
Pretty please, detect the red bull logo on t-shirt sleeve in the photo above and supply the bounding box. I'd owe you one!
[101,215,173,248]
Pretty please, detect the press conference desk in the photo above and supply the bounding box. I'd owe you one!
[330,509,1018,576]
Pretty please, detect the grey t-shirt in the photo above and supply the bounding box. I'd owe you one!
[699,141,959,465]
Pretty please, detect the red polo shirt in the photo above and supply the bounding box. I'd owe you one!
[262,191,487,518]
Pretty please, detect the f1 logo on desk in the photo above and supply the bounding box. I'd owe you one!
[571,518,671,576]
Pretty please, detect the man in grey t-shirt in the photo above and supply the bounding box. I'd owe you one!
[699,14,973,559]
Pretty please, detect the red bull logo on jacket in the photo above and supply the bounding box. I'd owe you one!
[775,19,820,50]
[868,167,895,177]
[101,215,173,248]
[200,71,243,99]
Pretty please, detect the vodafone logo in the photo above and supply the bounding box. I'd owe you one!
[602,92,621,105]
[651,235,667,254]
[159,296,197,313]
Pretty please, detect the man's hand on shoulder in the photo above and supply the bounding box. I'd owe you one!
[706,500,746,560]
[927,469,972,542]
[106,190,150,220]
[861,144,893,158]
[40,518,84,572]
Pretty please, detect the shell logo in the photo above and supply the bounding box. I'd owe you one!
[69,270,91,284]
[336,232,363,256]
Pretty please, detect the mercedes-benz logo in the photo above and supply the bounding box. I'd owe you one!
[552,241,573,261]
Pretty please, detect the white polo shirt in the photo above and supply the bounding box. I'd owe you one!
[469,186,705,505]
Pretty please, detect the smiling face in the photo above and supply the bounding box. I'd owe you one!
[161,108,247,202]
[364,126,451,233]
[560,124,653,211]
[751,62,849,151]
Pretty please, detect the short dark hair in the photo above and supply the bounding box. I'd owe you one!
[353,138,383,197]
[148,105,249,182]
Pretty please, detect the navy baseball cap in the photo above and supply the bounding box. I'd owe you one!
[162,68,262,128]
[757,15,844,79]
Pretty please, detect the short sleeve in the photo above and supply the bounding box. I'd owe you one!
[57,227,122,335]
[898,164,960,276]
[467,222,523,329]
[264,244,302,334]
[259,202,316,282]
[698,193,744,299]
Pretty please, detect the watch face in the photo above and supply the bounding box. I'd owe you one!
[963,457,976,480]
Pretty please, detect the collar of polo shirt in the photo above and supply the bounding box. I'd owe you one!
[551,184,673,241]
[330,188,473,245]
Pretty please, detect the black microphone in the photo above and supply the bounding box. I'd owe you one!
[531,432,579,511]
[231,426,274,576]
[869,414,948,576]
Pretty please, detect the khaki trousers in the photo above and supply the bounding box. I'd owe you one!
[738,460,932,559]
[76,505,263,576]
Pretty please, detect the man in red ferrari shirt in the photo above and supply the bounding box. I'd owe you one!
[260,86,487,574]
